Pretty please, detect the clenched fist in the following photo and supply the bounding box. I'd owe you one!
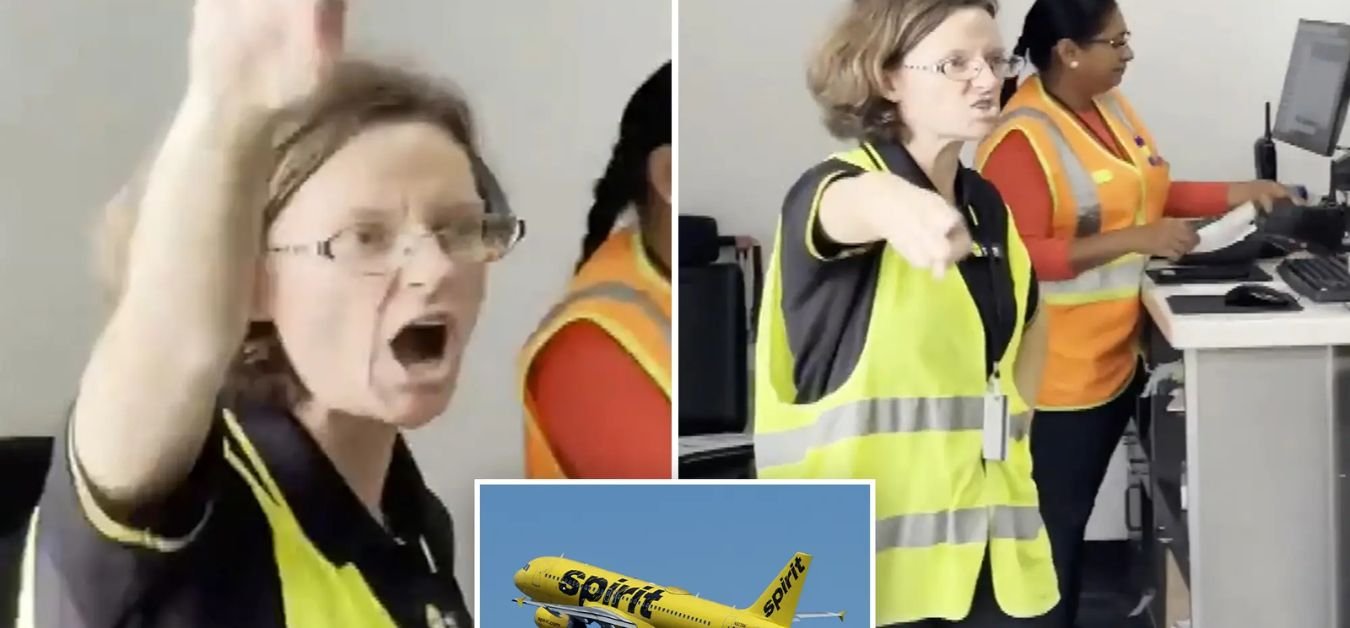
[188,0,347,114]
[859,172,972,279]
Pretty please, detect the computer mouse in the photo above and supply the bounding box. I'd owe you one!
[1224,283,1295,308]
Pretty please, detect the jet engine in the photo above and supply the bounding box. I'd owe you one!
[533,606,571,628]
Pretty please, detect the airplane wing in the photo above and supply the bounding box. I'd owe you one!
[794,610,847,622]
[513,598,639,628]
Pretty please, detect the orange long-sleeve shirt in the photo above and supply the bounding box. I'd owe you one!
[526,321,671,479]
[981,106,1230,281]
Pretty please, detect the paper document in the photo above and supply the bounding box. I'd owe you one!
[1191,202,1258,254]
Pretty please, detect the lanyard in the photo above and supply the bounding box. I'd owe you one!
[965,204,1008,381]
[966,202,1015,463]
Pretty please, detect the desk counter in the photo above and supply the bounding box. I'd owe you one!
[1137,256,1350,628]
[1143,258,1350,349]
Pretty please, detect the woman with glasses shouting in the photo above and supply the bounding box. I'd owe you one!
[16,1,518,626]
[752,1,1060,625]
[972,1,1294,624]
[519,63,672,479]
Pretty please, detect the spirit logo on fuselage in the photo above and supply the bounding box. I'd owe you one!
[762,556,808,618]
[558,570,666,620]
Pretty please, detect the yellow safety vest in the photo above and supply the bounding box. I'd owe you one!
[975,75,1170,410]
[753,144,1059,624]
[17,410,463,628]
[517,227,672,478]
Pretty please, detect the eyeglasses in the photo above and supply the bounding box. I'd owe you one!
[903,54,1027,81]
[267,214,526,275]
[1087,31,1131,50]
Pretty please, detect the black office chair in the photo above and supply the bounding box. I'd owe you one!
[0,437,53,627]
[677,215,761,479]
[677,215,761,435]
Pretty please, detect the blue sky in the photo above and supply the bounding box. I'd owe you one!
[478,482,872,627]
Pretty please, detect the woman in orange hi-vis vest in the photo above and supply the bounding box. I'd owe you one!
[518,62,672,479]
[972,1,1297,623]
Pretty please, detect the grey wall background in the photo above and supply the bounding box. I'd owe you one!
[0,0,671,607]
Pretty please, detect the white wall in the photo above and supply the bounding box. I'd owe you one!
[678,0,848,247]
[680,0,1350,247]
[0,0,670,606]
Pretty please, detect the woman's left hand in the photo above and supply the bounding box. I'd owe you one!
[1229,180,1302,213]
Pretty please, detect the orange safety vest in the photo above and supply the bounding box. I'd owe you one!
[517,227,672,478]
[975,75,1171,410]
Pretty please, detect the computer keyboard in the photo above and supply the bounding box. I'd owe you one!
[1276,255,1350,302]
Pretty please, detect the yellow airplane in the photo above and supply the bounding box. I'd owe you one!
[511,551,846,627]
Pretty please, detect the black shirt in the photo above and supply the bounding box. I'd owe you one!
[778,141,1039,404]
[20,401,472,627]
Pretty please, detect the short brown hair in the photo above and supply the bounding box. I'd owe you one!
[94,59,506,410]
[807,0,998,141]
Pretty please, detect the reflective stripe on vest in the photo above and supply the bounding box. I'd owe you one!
[1038,255,1146,304]
[1098,93,1137,140]
[997,107,1146,305]
[998,108,1103,236]
[754,397,1031,468]
[876,505,1044,550]
[529,281,671,346]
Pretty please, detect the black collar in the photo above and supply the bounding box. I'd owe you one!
[221,402,471,626]
[861,139,1007,251]
[228,402,438,567]
[862,140,973,209]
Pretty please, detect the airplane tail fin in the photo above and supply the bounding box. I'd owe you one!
[751,552,812,627]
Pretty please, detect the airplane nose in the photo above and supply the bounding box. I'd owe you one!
[513,569,529,592]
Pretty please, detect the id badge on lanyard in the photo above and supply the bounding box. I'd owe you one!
[971,205,1011,462]
[982,369,1010,462]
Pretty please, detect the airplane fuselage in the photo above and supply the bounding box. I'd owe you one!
[515,557,788,628]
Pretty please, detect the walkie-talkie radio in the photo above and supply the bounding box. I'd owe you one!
[1254,101,1278,181]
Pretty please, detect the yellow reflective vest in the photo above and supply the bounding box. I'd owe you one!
[753,143,1059,624]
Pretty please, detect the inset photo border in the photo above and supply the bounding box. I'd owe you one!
[475,480,874,627]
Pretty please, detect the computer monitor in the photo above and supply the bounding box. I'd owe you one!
[1273,19,1350,157]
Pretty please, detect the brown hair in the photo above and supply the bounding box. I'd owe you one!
[94,58,507,410]
[807,0,999,141]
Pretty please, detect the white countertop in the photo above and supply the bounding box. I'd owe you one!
[1142,256,1350,350]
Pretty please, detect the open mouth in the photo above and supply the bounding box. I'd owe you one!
[390,315,450,368]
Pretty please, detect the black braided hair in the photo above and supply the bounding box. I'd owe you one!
[1001,0,1119,106]
[577,61,672,272]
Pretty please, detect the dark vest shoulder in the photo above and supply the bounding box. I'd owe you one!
[961,170,1010,239]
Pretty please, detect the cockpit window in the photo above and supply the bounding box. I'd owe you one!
[522,562,531,571]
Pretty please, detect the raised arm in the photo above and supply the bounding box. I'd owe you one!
[73,0,345,512]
